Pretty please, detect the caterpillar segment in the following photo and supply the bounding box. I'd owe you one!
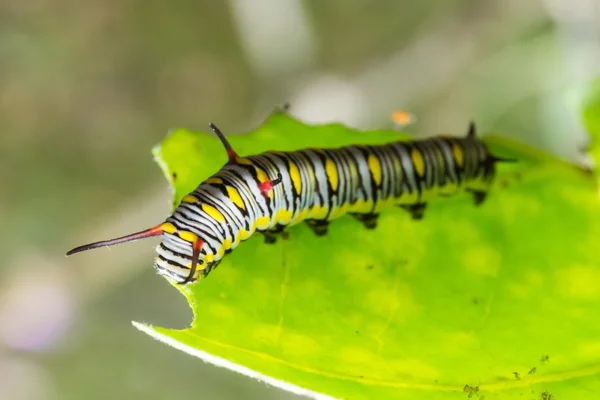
[67,121,513,284]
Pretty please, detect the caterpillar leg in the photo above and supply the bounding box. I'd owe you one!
[305,219,330,236]
[350,213,379,230]
[400,203,427,220]
[198,260,221,279]
[262,224,289,244]
[262,231,278,244]
[468,190,488,206]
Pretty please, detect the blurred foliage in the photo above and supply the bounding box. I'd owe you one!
[583,77,600,162]
[139,111,600,399]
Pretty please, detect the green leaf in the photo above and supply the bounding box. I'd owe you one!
[135,111,600,399]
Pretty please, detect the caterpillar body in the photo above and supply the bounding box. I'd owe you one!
[67,122,512,284]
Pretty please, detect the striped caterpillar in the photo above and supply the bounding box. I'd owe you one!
[67,122,512,284]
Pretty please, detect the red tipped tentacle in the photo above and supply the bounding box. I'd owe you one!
[66,223,165,256]
[258,173,283,197]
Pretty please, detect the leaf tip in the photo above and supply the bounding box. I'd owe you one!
[131,320,152,332]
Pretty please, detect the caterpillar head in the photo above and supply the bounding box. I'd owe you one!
[154,222,207,284]
[67,122,276,285]
[66,221,205,284]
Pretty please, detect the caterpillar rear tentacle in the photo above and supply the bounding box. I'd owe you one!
[67,121,514,284]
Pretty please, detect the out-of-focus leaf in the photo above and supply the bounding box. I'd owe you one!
[135,111,600,400]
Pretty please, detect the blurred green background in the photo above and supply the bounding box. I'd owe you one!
[1,1,598,399]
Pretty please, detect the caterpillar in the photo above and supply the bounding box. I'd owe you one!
[67,121,513,284]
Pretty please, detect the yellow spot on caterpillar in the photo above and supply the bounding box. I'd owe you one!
[452,142,464,168]
[439,181,459,196]
[275,209,293,224]
[202,204,226,223]
[161,222,177,234]
[239,229,250,240]
[205,177,223,185]
[380,196,397,209]
[256,216,270,229]
[294,208,310,223]
[289,161,302,194]
[411,148,425,177]
[226,186,245,209]
[329,203,351,219]
[256,168,269,183]
[223,238,233,250]
[179,231,198,243]
[236,157,253,165]
[309,205,329,220]
[189,261,207,271]
[204,253,215,262]
[325,158,339,192]
[350,199,373,214]
[368,154,382,186]
[341,202,351,214]
[181,195,198,203]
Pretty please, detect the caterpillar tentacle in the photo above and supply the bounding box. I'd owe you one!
[67,122,511,284]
